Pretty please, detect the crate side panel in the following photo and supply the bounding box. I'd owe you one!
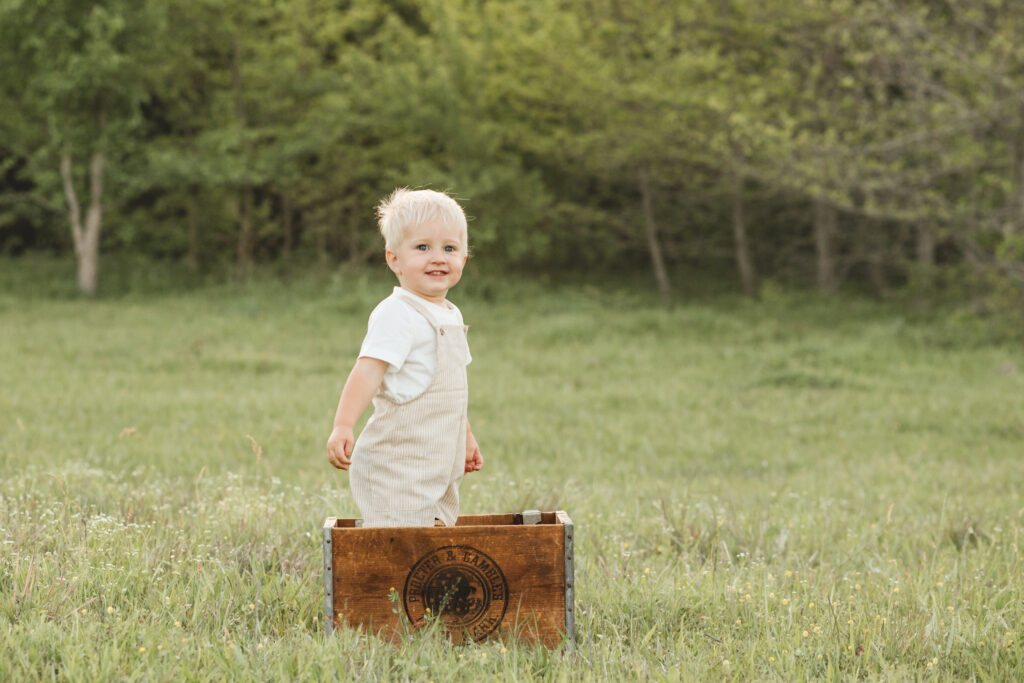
[330,527,428,636]
[480,524,566,646]
[401,525,566,645]
[330,524,567,645]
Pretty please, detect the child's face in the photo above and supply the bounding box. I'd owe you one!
[386,220,467,304]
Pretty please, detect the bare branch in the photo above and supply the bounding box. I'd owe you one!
[85,151,105,245]
[59,150,83,256]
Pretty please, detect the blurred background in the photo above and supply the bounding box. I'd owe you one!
[1,0,1022,322]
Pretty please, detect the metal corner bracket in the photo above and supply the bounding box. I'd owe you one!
[322,517,336,633]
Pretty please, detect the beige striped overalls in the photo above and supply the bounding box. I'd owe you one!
[349,296,469,527]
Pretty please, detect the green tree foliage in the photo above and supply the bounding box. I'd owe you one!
[0,0,1021,318]
[0,0,167,293]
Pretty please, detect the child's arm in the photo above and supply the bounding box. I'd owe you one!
[465,419,483,473]
[326,357,389,470]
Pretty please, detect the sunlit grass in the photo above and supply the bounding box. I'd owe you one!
[1,262,1022,679]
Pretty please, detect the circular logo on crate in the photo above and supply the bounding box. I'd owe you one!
[403,545,508,641]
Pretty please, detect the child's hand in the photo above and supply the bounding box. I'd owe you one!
[327,425,354,470]
[327,357,387,471]
[465,429,483,473]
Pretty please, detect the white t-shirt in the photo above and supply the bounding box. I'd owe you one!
[358,287,471,403]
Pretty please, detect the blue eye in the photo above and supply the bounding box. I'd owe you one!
[444,246,455,252]
[416,244,428,251]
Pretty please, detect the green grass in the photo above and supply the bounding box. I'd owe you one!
[1,260,1023,680]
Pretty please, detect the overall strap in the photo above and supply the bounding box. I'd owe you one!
[399,293,447,331]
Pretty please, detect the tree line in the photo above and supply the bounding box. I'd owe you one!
[1,0,1022,312]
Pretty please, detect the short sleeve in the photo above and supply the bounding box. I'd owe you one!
[358,299,415,369]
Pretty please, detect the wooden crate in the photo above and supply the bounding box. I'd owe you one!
[323,511,574,646]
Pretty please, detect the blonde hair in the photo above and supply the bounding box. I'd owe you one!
[377,188,468,253]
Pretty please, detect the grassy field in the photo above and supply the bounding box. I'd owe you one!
[1,260,1023,680]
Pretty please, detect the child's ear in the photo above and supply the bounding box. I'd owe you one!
[386,250,400,275]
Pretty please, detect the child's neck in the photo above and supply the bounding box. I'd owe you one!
[398,285,450,308]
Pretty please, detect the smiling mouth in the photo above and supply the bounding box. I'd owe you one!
[426,270,448,275]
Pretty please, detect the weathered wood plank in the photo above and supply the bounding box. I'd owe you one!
[326,513,573,646]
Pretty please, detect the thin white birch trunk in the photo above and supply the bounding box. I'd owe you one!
[731,173,756,297]
[813,198,838,294]
[638,162,672,307]
[60,149,104,295]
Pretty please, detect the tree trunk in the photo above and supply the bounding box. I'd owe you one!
[281,190,293,261]
[912,222,937,300]
[348,208,361,265]
[60,149,104,296]
[185,196,199,271]
[316,219,329,270]
[637,162,672,307]
[1017,133,1024,232]
[961,233,988,311]
[861,221,886,296]
[731,173,756,297]
[237,188,253,280]
[231,32,253,281]
[916,223,935,267]
[813,198,838,294]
